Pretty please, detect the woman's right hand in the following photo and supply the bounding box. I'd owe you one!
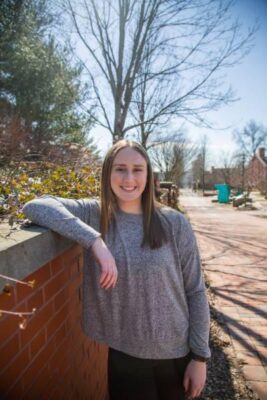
[91,237,118,289]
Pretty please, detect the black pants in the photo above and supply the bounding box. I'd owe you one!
[108,348,191,400]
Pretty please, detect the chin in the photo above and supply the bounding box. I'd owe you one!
[120,195,140,202]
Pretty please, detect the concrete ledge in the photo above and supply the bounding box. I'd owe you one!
[0,223,75,291]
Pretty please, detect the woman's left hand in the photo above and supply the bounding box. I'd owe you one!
[183,359,207,399]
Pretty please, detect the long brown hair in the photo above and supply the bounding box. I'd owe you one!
[100,140,167,249]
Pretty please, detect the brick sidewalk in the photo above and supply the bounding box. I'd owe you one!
[180,193,267,400]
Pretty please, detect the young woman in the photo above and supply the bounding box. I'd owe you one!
[23,140,210,400]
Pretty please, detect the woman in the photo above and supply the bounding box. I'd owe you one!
[23,140,210,400]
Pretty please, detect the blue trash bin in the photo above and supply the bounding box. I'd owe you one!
[214,184,230,203]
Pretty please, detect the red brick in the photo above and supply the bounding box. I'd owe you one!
[50,254,65,275]
[61,366,75,399]
[14,283,33,306]
[44,269,70,301]
[62,245,82,266]
[49,336,71,376]
[62,365,75,387]
[63,379,79,400]
[23,364,50,399]
[0,288,15,310]
[27,262,51,282]
[0,347,30,392]
[68,307,81,327]
[13,300,28,314]
[0,243,108,400]
[58,356,70,379]
[71,318,82,337]
[73,347,83,369]
[78,253,83,271]
[16,263,51,304]
[20,301,54,345]
[54,286,69,310]
[0,313,20,345]
[27,288,44,310]
[68,258,81,278]
[40,377,57,400]
[68,275,82,297]
[2,380,23,400]
[46,303,68,338]
[48,385,66,400]
[0,333,20,372]
[68,296,80,318]
[22,337,55,392]
[30,329,46,358]
[53,323,67,348]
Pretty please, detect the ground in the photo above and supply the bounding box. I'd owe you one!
[180,190,267,400]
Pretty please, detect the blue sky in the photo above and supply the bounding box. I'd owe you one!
[189,0,267,166]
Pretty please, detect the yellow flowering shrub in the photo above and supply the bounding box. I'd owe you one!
[0,161,101,223]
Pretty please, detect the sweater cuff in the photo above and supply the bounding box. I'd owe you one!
[190,351,210,362]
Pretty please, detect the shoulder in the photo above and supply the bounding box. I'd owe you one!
[157,205,187,224]
[157,206,193,236]
[82,198,100,210]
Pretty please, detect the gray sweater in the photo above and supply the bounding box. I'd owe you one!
[23,196,210,359]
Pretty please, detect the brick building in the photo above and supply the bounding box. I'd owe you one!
[204,166,242,189]
[191,156,242,191]
[246,147,267,196]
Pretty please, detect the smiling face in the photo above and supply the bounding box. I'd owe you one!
[110,147,148,213]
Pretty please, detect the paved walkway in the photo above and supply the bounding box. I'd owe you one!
[180,192,267,400]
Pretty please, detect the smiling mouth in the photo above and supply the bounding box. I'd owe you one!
[120,186,137,192]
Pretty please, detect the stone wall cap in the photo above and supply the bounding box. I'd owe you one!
[0,223,74,291]
[0,223,47,251]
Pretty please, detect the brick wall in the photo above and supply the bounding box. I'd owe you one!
[0,244,108,400]
[247,156,267,195]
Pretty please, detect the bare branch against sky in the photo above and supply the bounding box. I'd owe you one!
[60,0,256,144]
[149,131,198,185]
[233,119,267,159]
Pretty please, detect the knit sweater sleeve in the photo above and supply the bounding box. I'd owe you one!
[177,213,211,359]
[22,196,101,249]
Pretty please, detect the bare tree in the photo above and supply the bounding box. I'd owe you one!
[129,36,177,149]
[149,131,197,186]
[62,0,256,143]
[232,120,267,190]
[191,134,209,194]
[219,151,234,185]
[219,151,243,188]
[233,120,267,159]
[199,135,210,195]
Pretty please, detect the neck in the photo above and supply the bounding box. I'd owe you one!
[117,200,142,214]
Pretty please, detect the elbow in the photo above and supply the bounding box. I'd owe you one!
[22,199,42,222]
[22,202,34,221]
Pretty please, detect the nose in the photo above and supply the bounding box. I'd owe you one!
[123,170,134,182]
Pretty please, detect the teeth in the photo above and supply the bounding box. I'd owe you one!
[121,187,135,191]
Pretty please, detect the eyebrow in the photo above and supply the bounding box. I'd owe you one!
[113,163,145,167]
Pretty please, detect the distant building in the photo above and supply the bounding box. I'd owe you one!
[204,166,242,189]
[191,157,242,191]
[246,147,267,196]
